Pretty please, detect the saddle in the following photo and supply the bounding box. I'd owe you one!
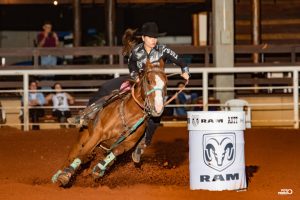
[83,89,130,118]
[68,81,132,125]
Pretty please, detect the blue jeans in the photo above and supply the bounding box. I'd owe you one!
[41,55,57,66]
[40,55,57,80]
[175,93,198,116]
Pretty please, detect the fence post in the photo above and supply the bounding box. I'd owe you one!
[23,73,29,131]
[205,47,209,67]
[293,70,299,129]
[203,71,208,111]
[291,46,296,64]
[33,49,39,69]
[119,49,124,67]
[114,73,120,78]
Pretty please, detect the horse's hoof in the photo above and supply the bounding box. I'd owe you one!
[134,161,143,169]
[132,151,141,164]
[92,166,105,179]
[57,172,71,186]
[51,170,62,183]
[92,171,105,179]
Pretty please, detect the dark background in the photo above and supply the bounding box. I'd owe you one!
[0,3,210,45]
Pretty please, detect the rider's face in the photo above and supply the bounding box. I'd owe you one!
[142,36,158,51]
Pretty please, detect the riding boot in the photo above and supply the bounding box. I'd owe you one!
[67,96,107,125]
[145,117,161,145]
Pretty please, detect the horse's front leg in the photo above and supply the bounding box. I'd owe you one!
[52,127,101,186]
[51,128,90,185]
[52,158,82,186]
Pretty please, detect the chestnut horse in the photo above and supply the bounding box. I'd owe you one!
[52,60,167,186]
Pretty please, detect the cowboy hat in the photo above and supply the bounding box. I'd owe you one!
[137,22,166,38]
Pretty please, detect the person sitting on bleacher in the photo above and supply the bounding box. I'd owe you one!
[46,83,74,127]
[20,80,46,130]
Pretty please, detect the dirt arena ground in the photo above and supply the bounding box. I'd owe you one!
[0,126,299,200]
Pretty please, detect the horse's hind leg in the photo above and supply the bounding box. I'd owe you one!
[92,151,116,178]
[92,139,139,178]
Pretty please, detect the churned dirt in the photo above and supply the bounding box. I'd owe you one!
[0,126,299,200]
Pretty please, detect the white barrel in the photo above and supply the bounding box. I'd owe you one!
[187,111,247,191]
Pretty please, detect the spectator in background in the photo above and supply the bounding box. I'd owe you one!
[37,21,59,66]
[20,80,46,130]
[175,81,198,116]
[46,83,74,127]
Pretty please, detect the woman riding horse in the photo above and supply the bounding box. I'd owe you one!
[68,22,190,165]
[68,22,190,163]
[52,59,168,186]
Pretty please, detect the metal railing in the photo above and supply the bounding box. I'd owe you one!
[1,44,300,68]
[0,65,300,130]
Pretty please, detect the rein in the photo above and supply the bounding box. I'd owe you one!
[109,114,147,151]
[107,68,167,150]
[164,78,189,106]
[131,71,189,108]
[131,83,144,109]
[108,70,188,152]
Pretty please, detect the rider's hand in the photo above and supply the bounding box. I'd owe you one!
[181,72,190,80]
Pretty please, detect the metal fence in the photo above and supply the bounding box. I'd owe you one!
[0,65,299,130]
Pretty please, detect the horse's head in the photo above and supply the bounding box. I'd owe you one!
[139,59,167,117]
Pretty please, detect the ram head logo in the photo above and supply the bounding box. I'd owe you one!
[203,133,236,172]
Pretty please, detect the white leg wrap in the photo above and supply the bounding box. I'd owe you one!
[51,170,62,183]
[70,158,82,170]
[97,152,116,170]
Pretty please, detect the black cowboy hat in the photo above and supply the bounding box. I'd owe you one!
[137,22,166,38]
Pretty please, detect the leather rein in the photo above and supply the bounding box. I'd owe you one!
[131,70,188,110]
